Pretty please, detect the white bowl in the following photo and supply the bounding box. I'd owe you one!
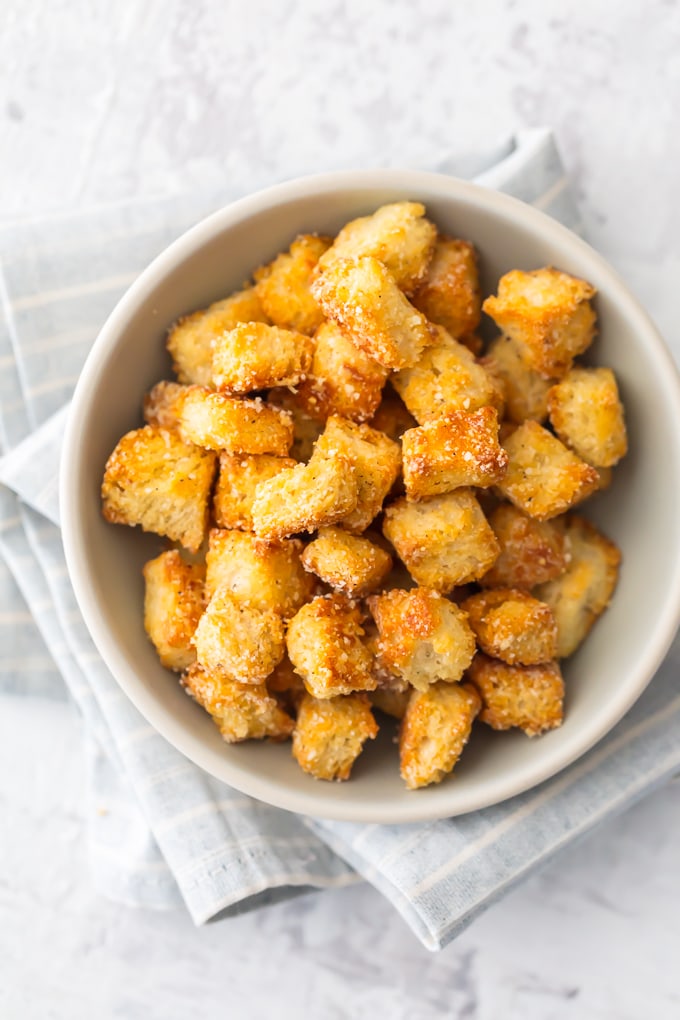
[60,170,680,823]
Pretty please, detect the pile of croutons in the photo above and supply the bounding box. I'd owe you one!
[102,201,626,790]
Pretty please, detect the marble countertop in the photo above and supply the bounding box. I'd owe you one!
[2,2,679,1017]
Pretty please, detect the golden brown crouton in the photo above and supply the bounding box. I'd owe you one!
[316,201,436,294]
[314,415,402,533]
[481,504,569,589]
[369,682,411,720]
[461,588,557,665]
[205,529,315,616]
[213,452,297,531]
[193,587,285,683]
[534,515,621,657]
[482,267,597,378]
[182,663,294,742]
[467,653,564,736]
[142,550,205,671]
[392,324,504,424]
[496,420,600,521]
[211,322,315,394]
[369,386,418,440]
[296,320,388,423]
[286,594,376,699]
[254,233,331,335]
[292,692,378,780]
[301,527,392,597]
[266,654,306,709]
[176,387,293,455]
[167,286,268,385]
[412,236,481,338]
[483,334,555,424]
[547,367,628,468]
[267,387,325,462]
[101,425,216,553]
[143,380,191,430]
[368,587,476,691]
[399,682,481,789]
[311,256,434,370]
[383,490,500,592]
[402,407,508,500]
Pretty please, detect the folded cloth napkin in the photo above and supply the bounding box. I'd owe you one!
[2,129,680,950]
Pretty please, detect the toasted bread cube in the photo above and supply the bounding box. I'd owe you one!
[167,286,268,385]
[286,594,376,699]
[314,416,401,533]
[383,491,500,592]
[484,334,555,424]
[292,692,378,781]
[467,653,563,736]
[535,515,621,657]
[461,588,557,665]
[392,325,504,424]
[251,446,358,540]
[547,367,627,468]
[183,663,294,742]
[316,201,436,294]
[399,682,481,789]
[481,504,569,589]
[267,387,325,462]
[496,420,600,521]
[212,322,314,394]
[368,588,475,691]
[412,236,481,337]
[482,268,597,378]
[101,425,216,553]
[213,452,296,531]
[311,256,434,370]
[369,683,411,720]
[143,380,191,430]
[301,527,392,597]
[176,387,293,455]
[193,588,284,683]
[402,407,508,500]
[254,233,331,335]
[142,550,205,671]
[205,529,314,616]
[369,386,418,440]
[267,654,306,706]
[297,320,388,423]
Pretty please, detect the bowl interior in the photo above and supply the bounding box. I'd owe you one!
[63,173,680,822]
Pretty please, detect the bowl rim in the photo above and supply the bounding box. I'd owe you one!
[60,168,680,823]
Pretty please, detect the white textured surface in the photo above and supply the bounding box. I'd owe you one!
[2,1,680,1016]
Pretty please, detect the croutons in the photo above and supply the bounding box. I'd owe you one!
[368,587,476,691]
[301,527,392,597]
[467,653,564,736]
[399,682,481,789]
[412,236,481,338]
[461,588,557,665]
[183,663,294,742]
[484,334,555,424]
[213,452,297,531]
[286,594,376,699]
[383,490,500,592]
[481,504,569,589]
[205,529,314,616]
[176,387,293,455]
[482,267,597,378]
[211,322,315,394]
[496,420,600,521]
[101,425,216,553]
[369,386,417,440]
[254,233,331,335]
[143,380,190,430]
[142,550,205,671]
[311,256,434,370]
[292,692,378,781]
[369,683,411,720]
[316,201,436,294]
[193,588,285,683]
[314,415,402,533]
[535,515,621,658]
[547,367,628,467]
[402,407,508,500]
[392,324,504,424]
[297,319,388,423]
[267,387,325,462]
[167,286,268,385]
